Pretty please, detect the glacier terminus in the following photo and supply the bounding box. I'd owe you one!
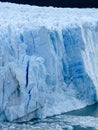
[0,2,98,122]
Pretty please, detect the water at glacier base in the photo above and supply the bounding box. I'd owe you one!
[0,103,98,130]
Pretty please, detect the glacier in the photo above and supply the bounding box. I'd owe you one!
[0,2,98,122]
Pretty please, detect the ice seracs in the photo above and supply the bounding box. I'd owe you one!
[0,2,98,121]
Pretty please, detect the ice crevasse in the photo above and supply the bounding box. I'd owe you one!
[0,2,98,121]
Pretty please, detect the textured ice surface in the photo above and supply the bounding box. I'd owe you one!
[0,2,98,121]
[1,115,98,130]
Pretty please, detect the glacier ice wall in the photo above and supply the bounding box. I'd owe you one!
[0,2,98,121]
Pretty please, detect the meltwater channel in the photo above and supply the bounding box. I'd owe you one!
[0,103,98,130]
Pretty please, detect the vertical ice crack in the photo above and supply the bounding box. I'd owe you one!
[2,79,4,110]
[26,60,29,88]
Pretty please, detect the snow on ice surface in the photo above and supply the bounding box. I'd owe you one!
[0,2,98,121]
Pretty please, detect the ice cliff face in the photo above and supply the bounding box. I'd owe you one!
[0,2,98,122]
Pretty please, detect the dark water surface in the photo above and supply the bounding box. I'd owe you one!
[73,126,96,130]
[65,103,98,117]
[64,103,98,130]
[0,103,98,130]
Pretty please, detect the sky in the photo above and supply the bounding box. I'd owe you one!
[0,0,98,7]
